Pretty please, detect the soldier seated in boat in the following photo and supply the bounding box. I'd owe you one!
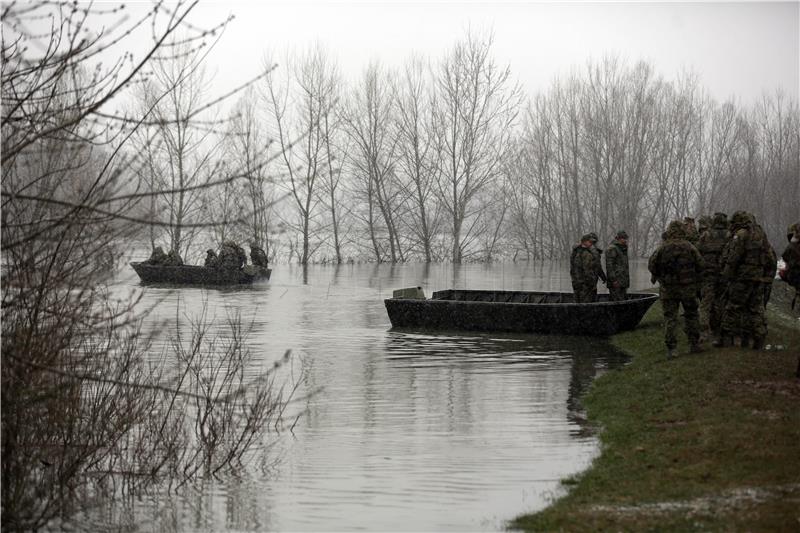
[163,249,183,266]
[218,241,246,270]
[204,249,219,268]
[249,242,268,268]
[144,246,168,265]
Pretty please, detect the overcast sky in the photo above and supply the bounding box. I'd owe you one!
[131,0,798,105]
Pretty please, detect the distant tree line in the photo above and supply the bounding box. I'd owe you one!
[182,37,797,264]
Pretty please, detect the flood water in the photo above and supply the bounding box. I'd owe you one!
[115,260,653,532]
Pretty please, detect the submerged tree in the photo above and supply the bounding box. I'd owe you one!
[1,1,298,530]
[431,32,522,263]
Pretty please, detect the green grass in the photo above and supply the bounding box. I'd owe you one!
[510,284,800,532]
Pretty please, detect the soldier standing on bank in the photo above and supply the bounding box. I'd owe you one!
[752,218,777,311]
[684,217,700,246]
[605,230,630,301]
[718,211,773,349]
[698,215,712,239]
[696,212,729,341]
[570,234,604,303]
[648,220,705,359]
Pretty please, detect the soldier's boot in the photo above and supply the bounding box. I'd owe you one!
[740,336,751,349]
[751,337,765,351]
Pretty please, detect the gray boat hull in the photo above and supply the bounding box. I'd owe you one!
[384,289,658,336]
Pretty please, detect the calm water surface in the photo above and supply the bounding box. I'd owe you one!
[117,260,653,532]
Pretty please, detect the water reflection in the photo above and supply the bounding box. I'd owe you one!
[107,260,648,531]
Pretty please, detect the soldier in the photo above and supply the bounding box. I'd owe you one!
[683,217,700,246]
[719,211,773,349]
[605,230,630,301]
[587,232,608,287]
[218,240,246,270]
[752,217,777,312]
[696,212,729,341]
[204,249,219,268]
[144,246,167,265]
[698,215,712,238]
[163,248,183,266]
[570,234,604,303]
[250,242,269,267]
[648,220,705,359]
[779,222,800,307]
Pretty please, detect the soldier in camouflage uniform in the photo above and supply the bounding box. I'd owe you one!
[698,215,712,239]
[605,230,630,301]
[570,234,604,303]
[218,241,247,270]
[648,220,705,359]
[696,213,729,341]
[752,218,777,313]
[683,217,699,246]
[719,211,773,349]
[588,232,608,286]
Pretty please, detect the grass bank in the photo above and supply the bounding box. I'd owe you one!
[511,283,800,532]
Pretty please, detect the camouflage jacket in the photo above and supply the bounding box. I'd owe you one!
[590,245,608,283]
[605,240,629,288]
[648,238,704,287]
[696,226,729,276]
[722,226,773,282]
[570,244,603,286]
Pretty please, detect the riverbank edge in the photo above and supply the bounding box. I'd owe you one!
[510,285,800,532]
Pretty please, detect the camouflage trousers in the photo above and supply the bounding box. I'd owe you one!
[572,283,597,303]
[609,286,628,301]
[699,277,725,335]
[721,280,766,340]
[660,285,700,349]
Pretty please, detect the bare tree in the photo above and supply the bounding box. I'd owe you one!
[431,32,522,263]
[263,44,335,264]
[225,86,278,254]
[131,39,222,259]
[342,60,405,263]
[393,55,442,262]
[319,61,348,264]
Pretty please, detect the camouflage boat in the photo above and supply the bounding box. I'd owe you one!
[130,262,271,286]
[384,288,658,336]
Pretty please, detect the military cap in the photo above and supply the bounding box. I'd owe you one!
[712,212,727,226]
[615,230,629,239]
[665,220,686,239]
[730,210,752,228]
[580,233,594,242]
[588,232,599,243]
[683,216,695,223]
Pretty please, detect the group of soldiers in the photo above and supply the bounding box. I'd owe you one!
[145,241,269,270]
[204,241,269,270]
[570,230,630,303]
[570,214,800,360]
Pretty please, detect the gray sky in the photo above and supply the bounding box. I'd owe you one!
[134,0,799,105]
